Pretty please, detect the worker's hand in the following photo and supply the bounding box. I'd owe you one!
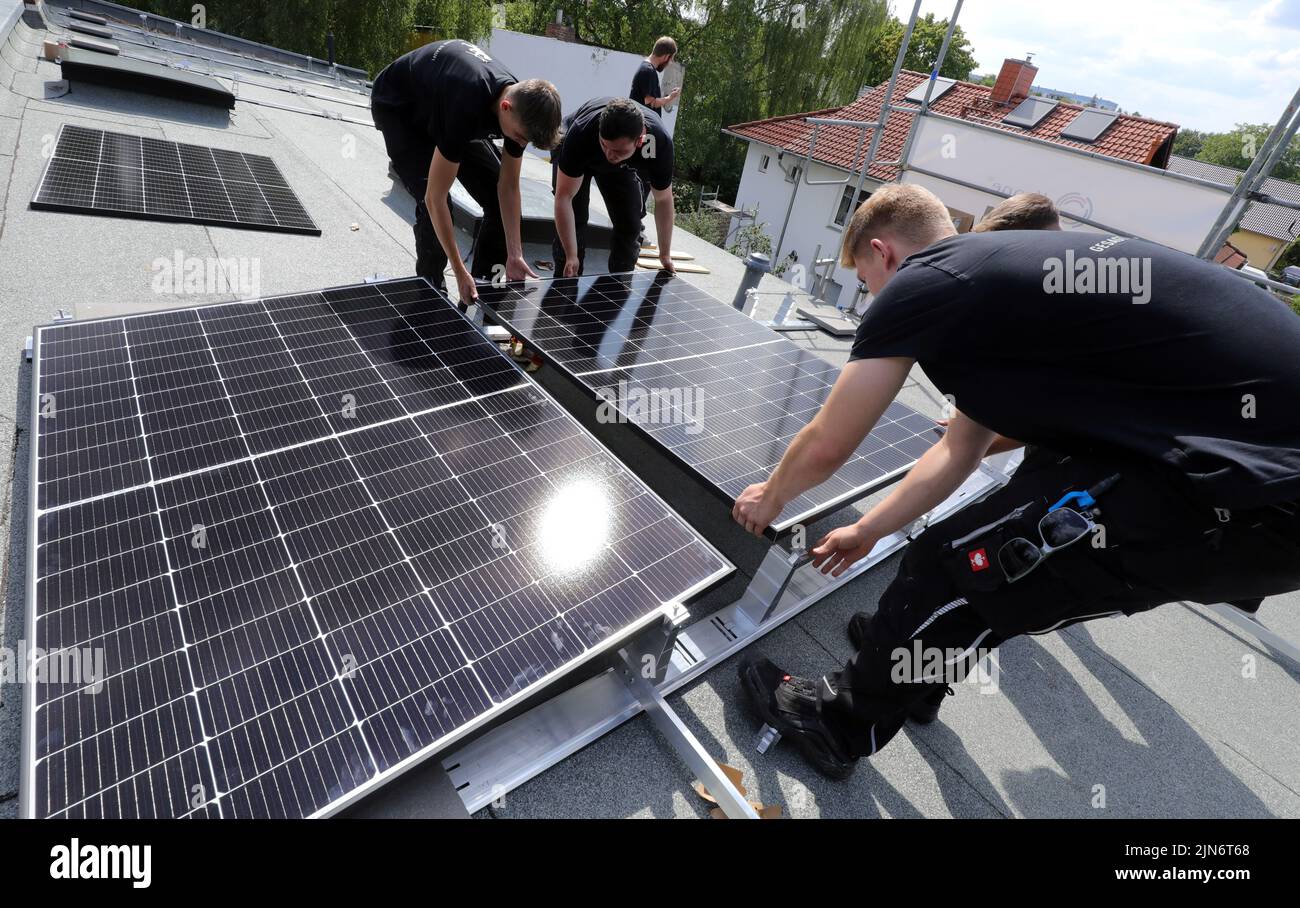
[505,253,538,282]
[658,251,676,274]
[732,481,784,537]
[454,266,478,306]
[665,87,681,104]
[563,258,580,278]
[811,523,877,577]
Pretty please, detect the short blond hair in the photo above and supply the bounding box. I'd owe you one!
[839,183,956,266]
[973,192,1061,232]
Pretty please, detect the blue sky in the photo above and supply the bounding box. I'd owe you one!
[940,0,1300,132]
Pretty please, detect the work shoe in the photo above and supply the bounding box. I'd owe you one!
[905,685,954,725]
[847,612,953,724]
[738,657,855,780]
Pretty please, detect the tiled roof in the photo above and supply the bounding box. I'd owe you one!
[1167,155,1300,242]
[725,70,1179,183]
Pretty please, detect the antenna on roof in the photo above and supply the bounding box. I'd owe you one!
[1025,52,1035,64]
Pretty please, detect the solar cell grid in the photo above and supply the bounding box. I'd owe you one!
[26,278,731,818]
[477,271,939,531]
[31,124,320,235]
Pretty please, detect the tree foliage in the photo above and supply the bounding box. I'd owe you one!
[128,0,492,75]
[1195,123,1300,182]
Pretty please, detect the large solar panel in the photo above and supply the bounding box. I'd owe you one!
[903,77,956,104]
[476,272,938,532]
[24,278,731,818]
[31,124,318,234]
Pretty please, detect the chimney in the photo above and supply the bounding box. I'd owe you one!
[990,57,1038,105]
[545,8,576,42]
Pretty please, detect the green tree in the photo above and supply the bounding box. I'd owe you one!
[1198,123,1300,182]
[862,12,977,86]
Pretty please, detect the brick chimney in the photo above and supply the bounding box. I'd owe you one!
[545,22,576,41]
[990,57,1038,105]
[545,8,576,42]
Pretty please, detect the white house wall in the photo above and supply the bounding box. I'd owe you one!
[482,29,680,137]
[731,141,871,308]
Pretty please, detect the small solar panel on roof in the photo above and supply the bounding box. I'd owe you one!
[1001,96,1058,129]
[1060,107,1120,143]
[904,77,956,104]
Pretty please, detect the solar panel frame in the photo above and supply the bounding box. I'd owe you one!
[21,277,732,819]
[1001,96,1059,129]
[1059,107,1119,143]
[476,272,939,533]
[31,124,321,236]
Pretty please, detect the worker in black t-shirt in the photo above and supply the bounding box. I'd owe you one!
[629,36,681,113]
[551,97,677,276]
[370,40,562,305]
[732,183,1300,780]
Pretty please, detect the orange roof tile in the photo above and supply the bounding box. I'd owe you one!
[724,71,1179,181]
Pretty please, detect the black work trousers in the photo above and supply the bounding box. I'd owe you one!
[372,104,506,290]
[551,164,647,276]
[825,446,1300,757]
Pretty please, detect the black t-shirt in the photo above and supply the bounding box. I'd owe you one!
[552,97,674,191]
[850,230,1300,508]
[630,60,662,106]
[371,39,524,162]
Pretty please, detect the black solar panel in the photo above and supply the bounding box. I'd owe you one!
[24,278,731,818]
[1059,107,1119,143]
[31,124,319,235]
[1001,96,1059,130]
[903,77,956,104]
[476,272,938,531]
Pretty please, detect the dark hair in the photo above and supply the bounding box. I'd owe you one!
[598,97,645,142]
[652,36,677,58]
[510,78,563,150]
[973,192,1062,232]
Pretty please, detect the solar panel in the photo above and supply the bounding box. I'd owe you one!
[1059,107,1119,143]
[1001,96,1059,129]
[31,124,318,234]
[24,278,731,818]
[476,272,939,532]
[903,77,956,104]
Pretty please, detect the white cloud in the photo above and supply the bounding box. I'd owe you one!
[929,0,1298,131]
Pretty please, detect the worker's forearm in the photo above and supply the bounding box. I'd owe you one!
[654,197,673,252]
[858,441,981,541]
[766,423,849,507]
[986,435,1025,456]
[555,196,579,260]
[426,192,467,276]
[498,183,524,261]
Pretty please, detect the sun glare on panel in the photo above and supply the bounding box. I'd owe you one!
[539,480,610,572]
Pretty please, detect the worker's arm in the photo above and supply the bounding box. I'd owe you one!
[811,410,999,576]
[939,411,1024,456]
[651,184,675,273]
[497,151,538,282]
[425,150,477,304]
[733,356,913,534]
[553,169,584,277]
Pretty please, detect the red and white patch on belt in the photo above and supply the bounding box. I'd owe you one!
[968,548,990,572]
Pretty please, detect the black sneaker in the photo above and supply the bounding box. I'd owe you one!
[906,685,954,725]
[738,657,855,780]
[846,612,952,724]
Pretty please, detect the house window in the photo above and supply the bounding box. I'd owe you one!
[786,164,803,184]
[833,186,871,226]
[759,154,770,173]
